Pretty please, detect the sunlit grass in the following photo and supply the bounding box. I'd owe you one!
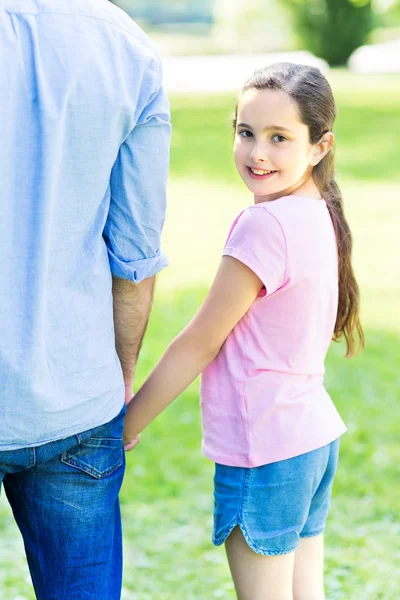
[0,71,399,599]
[122,70,400,599]
[128,71,400,599]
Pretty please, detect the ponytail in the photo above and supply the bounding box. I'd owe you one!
[313,153,364,357]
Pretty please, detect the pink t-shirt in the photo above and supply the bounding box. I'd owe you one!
[200,196,346,468]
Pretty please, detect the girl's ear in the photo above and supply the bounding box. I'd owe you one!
[310,132,334,166]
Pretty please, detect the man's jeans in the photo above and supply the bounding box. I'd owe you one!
[0,404,126,600]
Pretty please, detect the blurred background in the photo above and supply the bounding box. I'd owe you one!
[0,1,399,599]
[114,0,400,60]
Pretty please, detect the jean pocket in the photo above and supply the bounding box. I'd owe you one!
[61,436,124,479]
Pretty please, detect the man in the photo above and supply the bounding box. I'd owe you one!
[0,0,170,598]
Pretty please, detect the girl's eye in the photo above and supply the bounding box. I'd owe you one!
[238,130,253,138]
[272,134,287,143]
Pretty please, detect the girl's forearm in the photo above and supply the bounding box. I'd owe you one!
[124,332,217,439]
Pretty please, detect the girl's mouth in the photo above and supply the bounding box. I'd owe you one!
[247,167,277,180]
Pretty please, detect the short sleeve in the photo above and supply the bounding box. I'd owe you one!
[104,54,171,283]
[223,207,287,295]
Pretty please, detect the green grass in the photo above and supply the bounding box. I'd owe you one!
[1,70,399,599]
[123,70,400,600]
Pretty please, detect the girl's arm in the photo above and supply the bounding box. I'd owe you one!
[123,255,263,446]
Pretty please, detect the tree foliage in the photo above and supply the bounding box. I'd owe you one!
[285,0,375,66]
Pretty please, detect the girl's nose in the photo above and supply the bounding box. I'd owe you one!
[250,144,267,163]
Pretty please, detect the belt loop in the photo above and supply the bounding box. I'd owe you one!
[28,446,36,468]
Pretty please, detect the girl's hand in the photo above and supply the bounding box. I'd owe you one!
[124,433,140,452]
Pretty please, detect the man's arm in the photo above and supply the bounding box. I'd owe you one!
[104,51,170,414]
[112,275,155,398]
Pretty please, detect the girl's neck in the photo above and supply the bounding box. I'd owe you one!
[254,178,322,204]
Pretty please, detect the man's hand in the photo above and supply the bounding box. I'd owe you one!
[125,382,134,405]
[123,384,140,451]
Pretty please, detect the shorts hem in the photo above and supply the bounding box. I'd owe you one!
[300,529,325,539]
[213,519,298,557]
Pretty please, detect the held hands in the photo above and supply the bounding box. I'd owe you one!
[124,433,140,452]
[123,382,140,452]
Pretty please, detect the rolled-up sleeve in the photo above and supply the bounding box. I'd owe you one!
[104,56,171,282]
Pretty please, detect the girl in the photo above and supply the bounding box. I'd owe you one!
[123,62,364,600]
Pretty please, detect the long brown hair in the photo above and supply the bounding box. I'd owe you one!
[235,62,364,357]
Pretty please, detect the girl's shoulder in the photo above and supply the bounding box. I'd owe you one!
[228,197,298,234]
[226,203,286,250]
[254,196,328,226]
[223,204,288,295]
[227,196,329,245]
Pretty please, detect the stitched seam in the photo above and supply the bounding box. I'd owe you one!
[86,437,123,442]
[261,207,288,288]
[61,455,123,479]
[237,520,298,555]
[239,381,251,466]
[245,309,255,465]
[213,519,239,545]
[239,467,250,518]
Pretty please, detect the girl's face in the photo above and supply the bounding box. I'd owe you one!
[234,88,322,202]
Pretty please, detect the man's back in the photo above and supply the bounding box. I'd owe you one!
[0,0,170,448]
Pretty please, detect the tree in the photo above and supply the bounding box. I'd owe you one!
[284,0,375,66]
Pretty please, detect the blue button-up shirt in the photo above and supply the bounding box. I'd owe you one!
[0,0,171,448]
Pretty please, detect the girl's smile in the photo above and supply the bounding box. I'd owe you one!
[247,167,277,180]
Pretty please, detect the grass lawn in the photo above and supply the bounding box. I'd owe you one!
[0,71,399,599]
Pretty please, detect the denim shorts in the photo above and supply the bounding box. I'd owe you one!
[213,438,340,556]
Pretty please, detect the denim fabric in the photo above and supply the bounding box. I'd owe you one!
[0,405,126,600]
[213,438,340,556]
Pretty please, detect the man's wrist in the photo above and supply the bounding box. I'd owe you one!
[124,381,134,404]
